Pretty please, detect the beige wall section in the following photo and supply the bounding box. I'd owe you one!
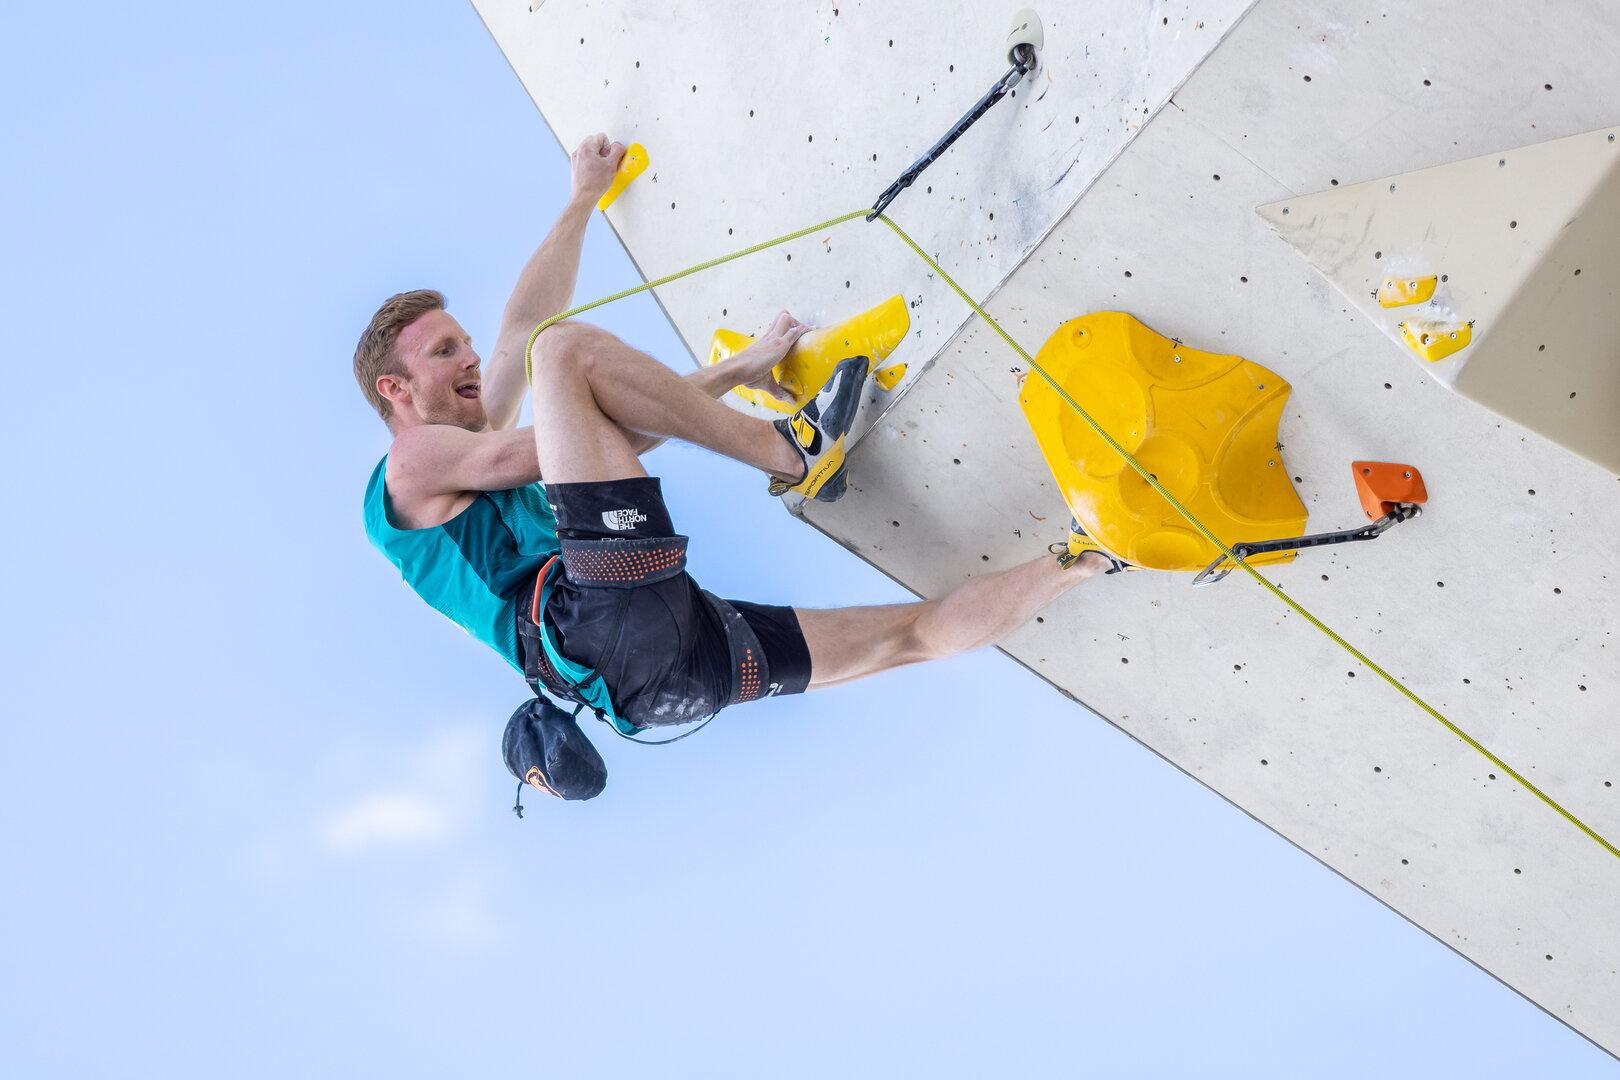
[473,0,1620,1056]
[1261,126,1620,473]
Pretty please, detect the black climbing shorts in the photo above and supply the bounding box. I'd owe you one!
[531,476,813,729]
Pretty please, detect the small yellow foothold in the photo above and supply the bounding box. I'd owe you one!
[874,362,907,391]
[597,143,648,211]
[1398,318,1472,362]
[1377,274,1438,308]
[708,295,910,414]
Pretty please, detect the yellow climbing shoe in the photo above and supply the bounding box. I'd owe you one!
[768,355,870,502]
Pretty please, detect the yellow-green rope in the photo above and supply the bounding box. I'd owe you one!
[524,207,1618,860]
[524,209,871,384]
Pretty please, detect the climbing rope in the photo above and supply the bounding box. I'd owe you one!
[524,208,1618,861]
[523,209,871,385]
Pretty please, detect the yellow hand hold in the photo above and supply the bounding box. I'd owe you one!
[874,362,908,391]
[1377,275,1438,308]
[707,295,910,414]
[1398,318,1472,362]
[1020,312,1307,572]
[596,143,648,212]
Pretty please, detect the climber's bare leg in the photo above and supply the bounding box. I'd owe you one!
[796,553,1108,690]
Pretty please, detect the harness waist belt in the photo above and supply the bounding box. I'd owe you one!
[558,535,689,588]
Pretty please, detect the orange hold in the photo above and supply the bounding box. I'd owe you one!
[1352,461,1428,519]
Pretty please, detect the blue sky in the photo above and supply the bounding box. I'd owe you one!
[2,2,1614,1076]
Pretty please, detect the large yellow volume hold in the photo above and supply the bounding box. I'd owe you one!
[1019,312,1307,572]
[597,143,648,211]
[707,295,910,414]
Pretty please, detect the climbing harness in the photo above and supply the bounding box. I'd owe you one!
[518,554,725,746]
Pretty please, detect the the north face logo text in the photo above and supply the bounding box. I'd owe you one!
[601,508,649,531]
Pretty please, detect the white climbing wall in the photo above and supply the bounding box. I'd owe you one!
[473,0,1620,1056]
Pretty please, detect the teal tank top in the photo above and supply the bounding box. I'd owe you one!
[363,456,561,670]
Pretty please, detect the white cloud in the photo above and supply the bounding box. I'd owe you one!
[313,723,490,856]
[259,724,511,953]
[319,791,453,854]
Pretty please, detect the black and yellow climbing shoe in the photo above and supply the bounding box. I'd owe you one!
[769,354,870,502]
[1050,519,1131,574]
